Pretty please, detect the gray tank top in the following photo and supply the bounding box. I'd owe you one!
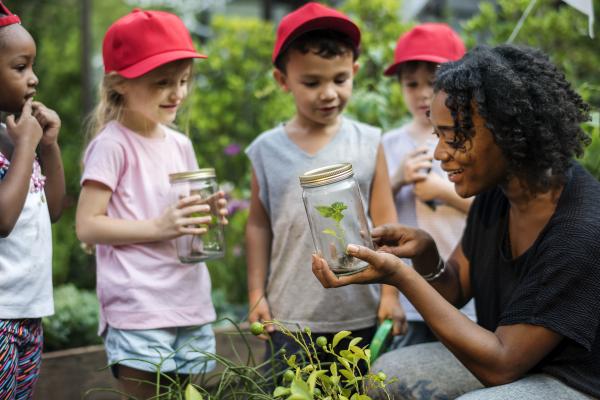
[246,117,381,332]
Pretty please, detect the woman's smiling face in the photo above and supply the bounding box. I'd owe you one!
[429,90,508,198]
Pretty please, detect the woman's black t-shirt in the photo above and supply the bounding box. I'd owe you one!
[462,163,600,397]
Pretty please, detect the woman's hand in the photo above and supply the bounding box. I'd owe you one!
[312,246,409,288]
[371,224,434,258]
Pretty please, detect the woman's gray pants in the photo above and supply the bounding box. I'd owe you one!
[369,342,593,400]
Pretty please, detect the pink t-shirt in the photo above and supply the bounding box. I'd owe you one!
[81,121,215,334]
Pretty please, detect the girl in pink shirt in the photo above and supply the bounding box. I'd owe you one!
[75,9,227,398]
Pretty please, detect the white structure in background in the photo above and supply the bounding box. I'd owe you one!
[563,0,594,37]
[401,0,429,22]
[124,0,232,35]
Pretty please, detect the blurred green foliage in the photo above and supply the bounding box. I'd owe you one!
[580,112,600,178]
[463,0,600,108]
[342,0,410,130]
[42,284,101,351]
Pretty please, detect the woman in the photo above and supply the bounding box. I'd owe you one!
[312,45,600,399]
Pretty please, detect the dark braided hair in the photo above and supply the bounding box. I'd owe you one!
[434,44,590,193]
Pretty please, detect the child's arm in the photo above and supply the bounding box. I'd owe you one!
[0,99,43,237]
[414,173,473,214]
[370,144,407,336]
[245,169,275,338]
[32,101,65,222]
[76,180,217,245]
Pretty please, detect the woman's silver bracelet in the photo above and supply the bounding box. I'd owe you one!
[421,257,446,282]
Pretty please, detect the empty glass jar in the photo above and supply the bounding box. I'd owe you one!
[169,168,225,263]
[299,163,374,276]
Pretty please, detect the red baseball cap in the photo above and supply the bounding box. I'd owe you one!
[103,9,206,79]
[0,1,21,27]
[384,23,465,76]
[272,2,360,64]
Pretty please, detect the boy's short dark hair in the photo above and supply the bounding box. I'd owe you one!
[396,60,438,80]
[274,29,359,73]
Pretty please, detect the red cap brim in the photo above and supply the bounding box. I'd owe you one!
[112,50,207,79]
[383,54,452,76]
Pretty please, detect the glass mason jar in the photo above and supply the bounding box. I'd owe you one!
[299,163,374,276]
[169,168,225,263]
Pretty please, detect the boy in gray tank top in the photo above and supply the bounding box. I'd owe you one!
[245,2,405,370]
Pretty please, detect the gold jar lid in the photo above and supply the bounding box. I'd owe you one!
[299,163,354,188]
[169,168,216,183]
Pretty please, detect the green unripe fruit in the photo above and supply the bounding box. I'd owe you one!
[316,336,328,347]
[250,321,264,336]
[283,369,295,382]
[377,372,387,381]
[304,326,312,335]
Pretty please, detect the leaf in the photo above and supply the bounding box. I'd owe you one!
[184,384,203,400]
[340,350,357,363]
[340,369,356,384]
[336,355,351,370]
[307,370,326,392]
[273,386,291,397]
[322,228,338,238]
[287,354,297,368]
[330,202,348,223]
[315,206,333,218]
[289,378,313,400]
[349,337,363,348]
[350,345,366,359]
[331,202,347,212]
[332,330,352,349]
[330,362,338,377]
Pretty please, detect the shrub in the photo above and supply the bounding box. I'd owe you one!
[42,284,101,351]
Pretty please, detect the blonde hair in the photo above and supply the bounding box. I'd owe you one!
[85,72,127,144]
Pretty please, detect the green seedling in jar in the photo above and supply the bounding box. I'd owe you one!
[315,202,352,266]
[182,190,222,258]
[190,212,218,229]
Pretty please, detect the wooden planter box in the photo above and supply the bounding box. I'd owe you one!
[33,326,265,399]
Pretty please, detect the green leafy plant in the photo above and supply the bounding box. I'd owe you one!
[257,321,391,400]
[87,320,391,399]
[316,202,349,253]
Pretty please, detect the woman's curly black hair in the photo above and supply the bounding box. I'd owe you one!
[434,44,590,193]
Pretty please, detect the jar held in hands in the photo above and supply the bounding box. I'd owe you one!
[300,163,374,276]
[169,168,225,263]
